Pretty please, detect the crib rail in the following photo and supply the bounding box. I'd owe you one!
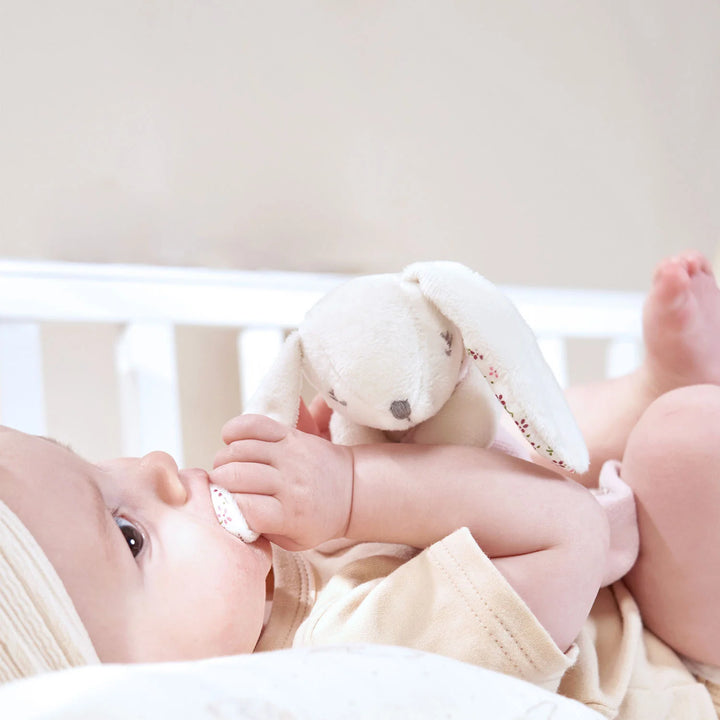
[0,259,643,465]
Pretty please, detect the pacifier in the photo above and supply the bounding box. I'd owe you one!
[209,483,259,543]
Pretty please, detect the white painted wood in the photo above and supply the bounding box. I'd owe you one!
[0,260,345,326]
[116,322,184,464]
[0,323,46,436]
[606,338,643,379]
[0,260,644,341]
[536,336,569,388]
[238,327,287,409]
[505,286,644,339]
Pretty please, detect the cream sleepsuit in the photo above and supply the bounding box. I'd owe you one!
[256,524,719,719]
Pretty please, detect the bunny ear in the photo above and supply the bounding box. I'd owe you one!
[403,262,589,473]
[243,331,304,427]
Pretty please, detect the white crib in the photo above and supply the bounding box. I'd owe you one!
[0,259,644,466]
[0,259,642,720]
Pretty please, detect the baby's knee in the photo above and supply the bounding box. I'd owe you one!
[638,384,720,444]
[650,383,720,416]
[623,384,720,493]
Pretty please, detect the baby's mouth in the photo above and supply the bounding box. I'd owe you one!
[209,484,259,543]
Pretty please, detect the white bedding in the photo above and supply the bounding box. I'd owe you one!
[0,645,602,719]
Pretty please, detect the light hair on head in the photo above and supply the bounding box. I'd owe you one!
[0,499,99,684]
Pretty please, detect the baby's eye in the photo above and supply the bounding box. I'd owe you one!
[114,517,144,558]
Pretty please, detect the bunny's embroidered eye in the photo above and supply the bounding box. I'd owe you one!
[441,330,453,356]
[328,389,347,406]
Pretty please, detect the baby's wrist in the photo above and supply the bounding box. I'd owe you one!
[335,445,355,540]
[332,445,355,539]
[339,444,381,543]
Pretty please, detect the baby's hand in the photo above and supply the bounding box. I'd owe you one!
[210,414,354,551]
[296,396,333,440]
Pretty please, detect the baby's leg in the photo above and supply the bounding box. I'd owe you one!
[564,251,720,487]
[621,384,720,666]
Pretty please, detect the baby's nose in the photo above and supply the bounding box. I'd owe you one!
[139,451,187,505]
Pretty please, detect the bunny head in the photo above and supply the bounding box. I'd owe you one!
[245,262,590,474]
[299,273,466,431]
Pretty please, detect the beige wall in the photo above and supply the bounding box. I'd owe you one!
[2,1,718,289]
[2,2,719,464]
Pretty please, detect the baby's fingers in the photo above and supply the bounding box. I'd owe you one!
[308,396,332,439]
[230,493,285,539]
[221,413,289,445]
[209,461,280,495]
[213,438,279,469]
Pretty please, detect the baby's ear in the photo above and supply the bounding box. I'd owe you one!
[403,262,589,473]
[243,331,304,427]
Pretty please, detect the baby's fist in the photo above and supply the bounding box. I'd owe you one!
[211,414,354,551]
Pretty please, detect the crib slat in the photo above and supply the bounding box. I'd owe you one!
[536,336,569,388]
[238,328,287,409]
[0,323,47,436]
[606,339,643,379]
[116,322,184,465]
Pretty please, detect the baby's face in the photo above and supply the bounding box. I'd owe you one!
[0,426,272,663]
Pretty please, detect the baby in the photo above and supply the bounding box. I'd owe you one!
[1,251,719,719]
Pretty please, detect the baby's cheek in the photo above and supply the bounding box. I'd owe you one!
[161,520,268,652]
[203,562,266,653]
[201,545,267,646]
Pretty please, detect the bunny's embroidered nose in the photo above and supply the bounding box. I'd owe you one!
[390,399,412,420]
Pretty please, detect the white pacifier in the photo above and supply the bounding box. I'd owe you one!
[209,483,259,543]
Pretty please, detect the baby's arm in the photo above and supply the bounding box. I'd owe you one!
[348,442,609,651]
[212,414,609,651]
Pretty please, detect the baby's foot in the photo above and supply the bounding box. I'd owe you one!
[642,251,720,394]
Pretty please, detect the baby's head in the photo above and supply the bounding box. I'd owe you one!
[0,426,272,684]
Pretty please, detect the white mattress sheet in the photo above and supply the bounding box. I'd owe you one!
[0,644,602,719]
